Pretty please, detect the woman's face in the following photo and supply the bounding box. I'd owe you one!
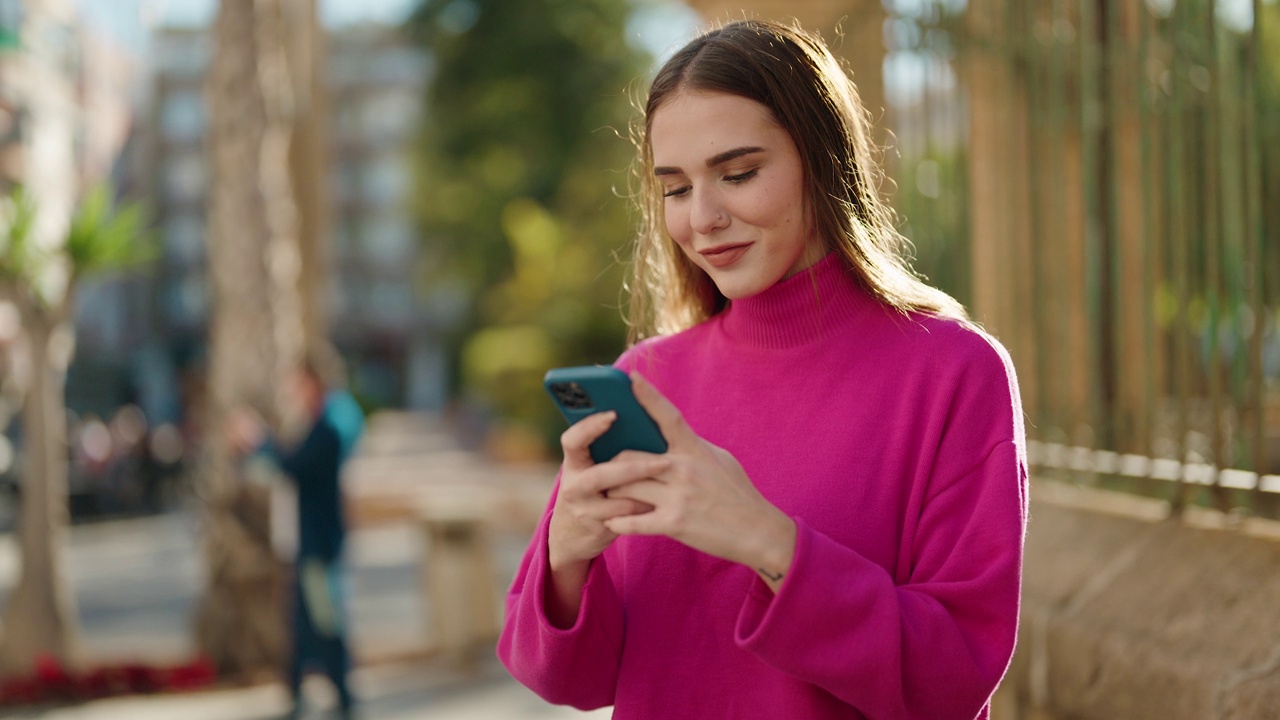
[650,89,825,300]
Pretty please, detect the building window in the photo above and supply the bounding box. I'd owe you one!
[156,33,210,78]
[164,212,204,267]
[362,154,408,206]
[363,216,415,269]
[362,90,419,138]
[369,47,430,85]
[161,90,205,142]
[163,275,207,328]
[363,278,413,328]
[164,152,205,202]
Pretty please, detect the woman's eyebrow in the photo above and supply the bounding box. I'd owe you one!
[653,145,766,176]
[705,146,764,167]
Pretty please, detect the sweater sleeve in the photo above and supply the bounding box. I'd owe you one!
[736,337,1028,719]
[496,477,625,710]
[266,419,340,488]
[498,346,662,708]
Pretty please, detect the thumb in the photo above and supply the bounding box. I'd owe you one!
[560,410,617,470]
[629,372,695,448]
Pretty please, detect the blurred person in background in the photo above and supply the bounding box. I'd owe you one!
[231,348,365,720]
[498,19,1027,719]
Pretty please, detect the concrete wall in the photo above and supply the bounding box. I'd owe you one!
[996,481,1280,719]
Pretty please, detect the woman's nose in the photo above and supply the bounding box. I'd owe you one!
[689,188,729,235]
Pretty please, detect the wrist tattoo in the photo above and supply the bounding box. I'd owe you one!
[758,568,784,583]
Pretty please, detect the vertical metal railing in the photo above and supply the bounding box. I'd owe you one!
[1245,0,1273,511]
[885,0,1278,516]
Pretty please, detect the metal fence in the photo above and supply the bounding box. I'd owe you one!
[884,0,1279,515]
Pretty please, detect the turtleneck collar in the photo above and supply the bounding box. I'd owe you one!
[718,251,879,349]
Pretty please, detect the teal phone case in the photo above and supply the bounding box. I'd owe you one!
[544,366,668,463]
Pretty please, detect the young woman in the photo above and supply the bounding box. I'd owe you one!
[499,19,1027,720]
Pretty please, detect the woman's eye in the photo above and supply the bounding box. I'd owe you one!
[663,186,690,198]
[724,169,758,184]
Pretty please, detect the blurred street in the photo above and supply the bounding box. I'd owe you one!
[0,412,606,719]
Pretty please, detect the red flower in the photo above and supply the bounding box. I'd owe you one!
[0,655,217,708]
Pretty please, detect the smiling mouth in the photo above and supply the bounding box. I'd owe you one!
[699,243,752,268]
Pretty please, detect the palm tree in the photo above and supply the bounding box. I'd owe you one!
[0,184,154,675]
[194,0,312,677]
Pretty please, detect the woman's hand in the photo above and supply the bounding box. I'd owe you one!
[602,373,797,592]
[226,407,266,455]
[545,409,666,626]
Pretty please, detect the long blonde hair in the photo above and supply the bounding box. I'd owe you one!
[627,19,967,343]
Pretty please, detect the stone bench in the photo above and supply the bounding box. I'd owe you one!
[994,481,1280,719]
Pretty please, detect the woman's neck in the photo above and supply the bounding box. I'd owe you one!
[719,252,878,349]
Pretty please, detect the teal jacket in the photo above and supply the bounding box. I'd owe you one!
[269,391,364,562]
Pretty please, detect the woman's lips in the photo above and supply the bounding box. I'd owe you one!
[699,243,751,268]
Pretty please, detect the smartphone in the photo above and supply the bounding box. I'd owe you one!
[544,366,668,464]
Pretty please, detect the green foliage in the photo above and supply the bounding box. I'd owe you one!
[0,185,40,287]
[0,183,155,314]
[892,150,971,309]
[405,0,650,442]
[65,183,157,279]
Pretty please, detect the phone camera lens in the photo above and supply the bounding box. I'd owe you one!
[550,382,594,410]
[563,383,592,410]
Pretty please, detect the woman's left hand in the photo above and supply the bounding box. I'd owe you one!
[602,372,797,590]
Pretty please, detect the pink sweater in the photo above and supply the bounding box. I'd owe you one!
[499,253,1028,719]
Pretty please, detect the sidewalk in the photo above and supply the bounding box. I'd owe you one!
[0,412,607,719]
[1,658,610,719]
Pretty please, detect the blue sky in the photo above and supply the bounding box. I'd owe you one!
[75,0,701,66]
[76,0,422,44]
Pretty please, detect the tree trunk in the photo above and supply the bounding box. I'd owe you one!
[285,0,333,358]
[195,0,305,679]
[0,314,80,675]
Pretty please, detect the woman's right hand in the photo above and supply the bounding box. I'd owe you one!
[226,407,266,455]
[545,411,665,625]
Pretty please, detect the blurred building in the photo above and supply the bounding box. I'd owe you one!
[0,0,76,250]
[133,21,446,414]
[0,0,68,196]
[63,23,148,420]
[0,0,133,232]
[134,24,207,410]
[326,24,445,411]
[0,0,138,410]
